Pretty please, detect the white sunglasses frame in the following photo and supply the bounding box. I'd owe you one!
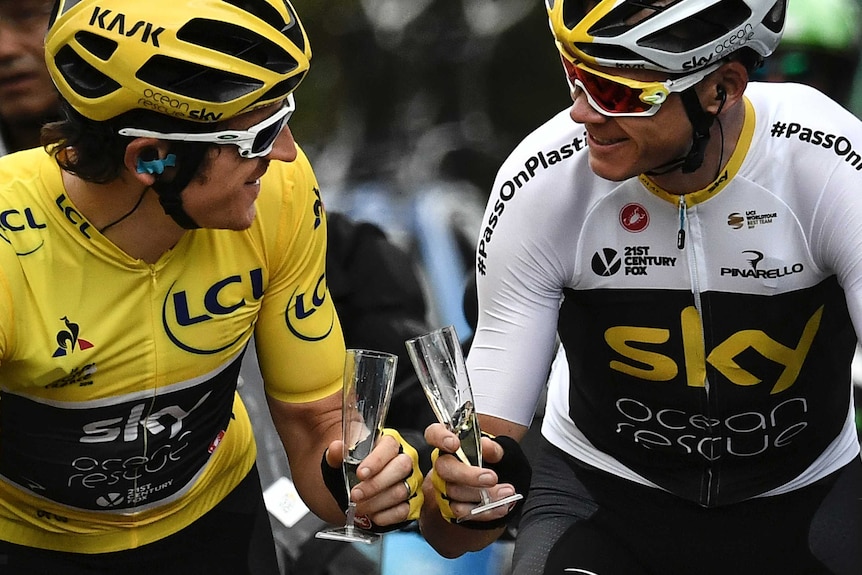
[118,94,295,158]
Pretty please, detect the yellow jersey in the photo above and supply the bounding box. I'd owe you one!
[0,147,344,552]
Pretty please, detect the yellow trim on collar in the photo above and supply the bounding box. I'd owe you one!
[639,96,756,207]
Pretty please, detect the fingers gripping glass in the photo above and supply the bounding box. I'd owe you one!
[315,349,398,545]
[561,57,721,117]
[406,325,523,517]
[118,94,295,158]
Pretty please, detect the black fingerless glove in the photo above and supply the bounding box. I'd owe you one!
[320,451,349,512]
[457,433,532,531]
[319,428,425,534]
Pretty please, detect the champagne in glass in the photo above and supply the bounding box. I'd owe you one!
[315,349,397,544]
[405,325,522,516]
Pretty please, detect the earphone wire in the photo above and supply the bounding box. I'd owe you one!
[99,188,149,233]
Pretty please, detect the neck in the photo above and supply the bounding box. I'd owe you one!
[649,99,746,195]
[62,171,186,264]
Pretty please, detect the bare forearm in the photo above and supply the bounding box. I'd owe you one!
[266,392,345,524]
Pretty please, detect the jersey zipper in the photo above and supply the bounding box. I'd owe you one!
[677,194,716,507]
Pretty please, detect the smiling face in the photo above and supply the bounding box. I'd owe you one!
[0,0,59,126]
[177,101,299,231]
[567,64,698,182]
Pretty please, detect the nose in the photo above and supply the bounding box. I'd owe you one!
[266,126,298,162]
[569,85,607,125]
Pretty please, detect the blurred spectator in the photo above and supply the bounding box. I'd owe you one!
[0,0,61,154]
[756,0,861,109]
[289,0,567,195]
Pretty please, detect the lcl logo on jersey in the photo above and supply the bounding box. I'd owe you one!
[0,206,47,255]
[284,273,334,341]
[162,269,264,354]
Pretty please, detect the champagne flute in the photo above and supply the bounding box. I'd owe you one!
[405,325,522,516]
[315,349,397,544]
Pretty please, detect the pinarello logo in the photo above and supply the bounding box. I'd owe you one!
[619,203,649,233]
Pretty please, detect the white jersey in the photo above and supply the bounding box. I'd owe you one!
[468,82,862,506]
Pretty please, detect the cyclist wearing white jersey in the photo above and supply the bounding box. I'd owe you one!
[419,1,862,574]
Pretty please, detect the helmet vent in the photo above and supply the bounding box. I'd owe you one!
[562,0,595,29]
[574,42,647,64]
[221,0,307,52]
[136,55,263,103]
[761,0,786,34]
[75,30,119,61]
[53,44,121,98]
[255,71,306,104]
[638,0,753,54]
[179,19,300,75]
[586,0,683,38]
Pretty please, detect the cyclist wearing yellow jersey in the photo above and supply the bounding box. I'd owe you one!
[0,1,422,573]
[421,1,861,574]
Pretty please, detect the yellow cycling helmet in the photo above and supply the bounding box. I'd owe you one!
[547,0,787,73]
[45,0,311,123]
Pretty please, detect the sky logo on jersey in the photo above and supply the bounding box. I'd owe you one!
[284,273,334,341]
[52,316,94,358]
[161,269,263,354]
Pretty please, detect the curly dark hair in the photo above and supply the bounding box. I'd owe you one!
[40,101,216,184]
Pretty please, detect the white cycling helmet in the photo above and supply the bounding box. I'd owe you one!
[547,0,788,73]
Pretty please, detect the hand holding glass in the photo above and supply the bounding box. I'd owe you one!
[315,349,397,544]
[405,325,522,517]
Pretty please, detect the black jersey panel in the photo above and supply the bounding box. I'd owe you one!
[558,276,854,505]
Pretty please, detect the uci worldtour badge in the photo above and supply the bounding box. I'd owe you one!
[162,269,264,354]
[284,273,334,341]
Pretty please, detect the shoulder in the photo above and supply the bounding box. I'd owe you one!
[255,145,322,225]
[499,108,590,176]
[743,82,862,180]
[746,82,862,136]
[0,148,53,188]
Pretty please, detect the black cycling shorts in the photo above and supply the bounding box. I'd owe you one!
[511,437,861,575]
[0,464,280,575]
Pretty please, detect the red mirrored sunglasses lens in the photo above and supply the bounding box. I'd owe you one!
[562,59,652,114]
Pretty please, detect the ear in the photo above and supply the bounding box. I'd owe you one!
[698,60,748,115]
[123,139,175,184]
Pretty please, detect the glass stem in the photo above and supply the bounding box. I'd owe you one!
[345,501,357,530]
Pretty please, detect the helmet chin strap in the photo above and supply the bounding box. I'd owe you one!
[150,143,210,229]
[645,87,719,176]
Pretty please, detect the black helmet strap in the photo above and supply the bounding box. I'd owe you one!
[150,143,210,229]
[646,86,717,176]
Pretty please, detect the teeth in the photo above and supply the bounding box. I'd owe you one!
[592,136,622,145]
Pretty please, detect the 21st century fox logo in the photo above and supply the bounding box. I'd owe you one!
[591,247,677,277]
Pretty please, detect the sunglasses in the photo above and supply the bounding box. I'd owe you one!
[561,57,721,117]
[118,94,295,158]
